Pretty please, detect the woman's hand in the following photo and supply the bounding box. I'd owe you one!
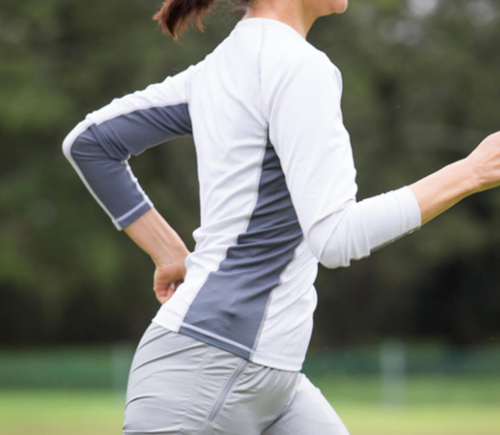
[153,255,189,305]
[124,208,190,304]
[465,131,500,193]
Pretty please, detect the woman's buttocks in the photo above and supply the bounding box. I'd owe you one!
[123,322,300,435]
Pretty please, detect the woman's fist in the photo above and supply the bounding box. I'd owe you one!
[153,257,187,304]
[466,131,500,193]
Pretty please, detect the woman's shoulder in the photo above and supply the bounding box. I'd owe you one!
[260,31,340,79]
[260,37,342,92]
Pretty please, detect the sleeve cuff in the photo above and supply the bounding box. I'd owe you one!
[393,186,422,233]
[113,199,153,230]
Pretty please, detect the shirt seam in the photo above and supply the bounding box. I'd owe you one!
[258,25,267,124]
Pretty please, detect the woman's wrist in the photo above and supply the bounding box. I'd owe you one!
[409,159,478,225]
[462,132,500,194]
[124,208,189,267]
[152,242,189,269]
[452,158,482,197]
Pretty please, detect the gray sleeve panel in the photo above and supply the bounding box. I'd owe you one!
[70,129,153,229]
[90,103,192,159]
[68,103,192,229]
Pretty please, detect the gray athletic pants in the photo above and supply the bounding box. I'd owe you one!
[123,323,350,435]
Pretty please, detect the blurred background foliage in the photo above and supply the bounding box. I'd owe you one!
[0,0,499,348]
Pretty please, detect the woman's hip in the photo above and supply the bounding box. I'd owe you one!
[123,322,300,435]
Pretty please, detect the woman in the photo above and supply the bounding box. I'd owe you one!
[63,0,500,433]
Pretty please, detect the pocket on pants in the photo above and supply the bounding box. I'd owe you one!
[208,358,248,422]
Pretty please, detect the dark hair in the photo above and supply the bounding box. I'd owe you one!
[154,0,249,40]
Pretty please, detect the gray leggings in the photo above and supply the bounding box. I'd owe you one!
[123,322,350,435]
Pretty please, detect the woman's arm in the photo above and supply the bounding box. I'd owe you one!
[63,65,197,229]
[124,208,189,304]
[313,134,500,268]
[410,133,500,225]
[266,52,500,268]
[63,65,200,302]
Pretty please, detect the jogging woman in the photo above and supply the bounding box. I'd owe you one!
[63,0,500,433]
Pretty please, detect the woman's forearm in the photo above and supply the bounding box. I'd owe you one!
[409,159,479,226]
[410,132,500,225]
[124,208,189,304]
[124,208,189,267]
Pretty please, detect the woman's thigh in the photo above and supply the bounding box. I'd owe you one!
[122,322,299,435]
[262,374,350,435]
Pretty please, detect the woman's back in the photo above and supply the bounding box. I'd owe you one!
[157,18,331,371]
[63,16,420,372]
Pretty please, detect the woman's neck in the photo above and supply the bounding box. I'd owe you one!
[242,1,317,39]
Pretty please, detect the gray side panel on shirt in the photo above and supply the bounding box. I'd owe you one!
[180,140,304,360]
[70,104,191,228]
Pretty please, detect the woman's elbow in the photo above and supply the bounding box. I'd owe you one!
[308,214,371,269]
[62,119,95,163]
[62,128,81,164]
[307,225,354,269]
[62,133,75,162]
[318,246,354,269]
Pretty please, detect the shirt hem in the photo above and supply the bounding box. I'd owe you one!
[152,311,182,333]
[152,316,304,372]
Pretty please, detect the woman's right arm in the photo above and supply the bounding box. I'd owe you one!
[63,65,198,302]
[266,53,500,269]
[62,65,196,230]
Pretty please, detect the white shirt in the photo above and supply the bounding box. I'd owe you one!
[63,17,421,371]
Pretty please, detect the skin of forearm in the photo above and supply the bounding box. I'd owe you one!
[409,159,480,226]
[124,208,189,267]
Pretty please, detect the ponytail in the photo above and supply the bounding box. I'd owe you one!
[153,0,216,40]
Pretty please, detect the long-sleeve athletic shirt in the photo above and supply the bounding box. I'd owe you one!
[63,17,421,371]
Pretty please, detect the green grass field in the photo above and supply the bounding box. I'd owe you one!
[1,391,498,435]
[2,376,499,435]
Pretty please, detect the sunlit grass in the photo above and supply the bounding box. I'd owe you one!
[1,377,499,435]
[0,391,123,435]
[336,404,500,435]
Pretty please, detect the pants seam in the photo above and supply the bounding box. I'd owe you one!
[206,358,249,424]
